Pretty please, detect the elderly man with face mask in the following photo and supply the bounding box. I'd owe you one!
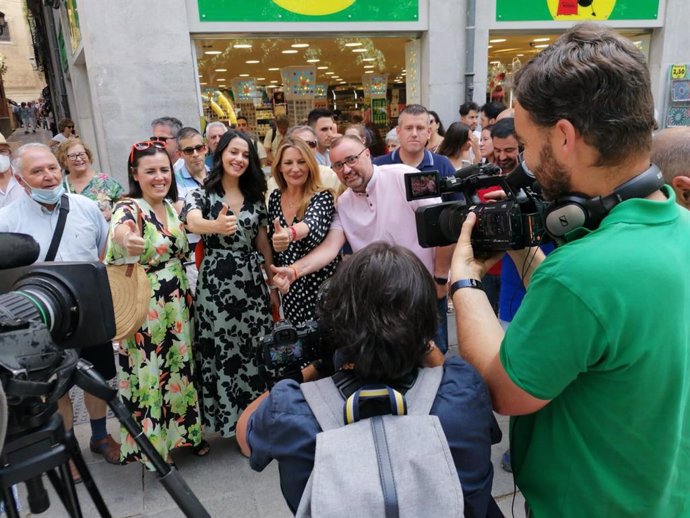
[0,143,119,482]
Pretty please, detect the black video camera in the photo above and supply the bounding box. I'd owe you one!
[405,160,549,251]
[259,319,333,387]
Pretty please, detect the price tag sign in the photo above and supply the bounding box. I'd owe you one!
[671,65,687,80]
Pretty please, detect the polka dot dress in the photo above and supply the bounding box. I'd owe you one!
[268,189,340,325]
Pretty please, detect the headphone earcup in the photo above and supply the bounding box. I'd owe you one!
[544,195,596,239]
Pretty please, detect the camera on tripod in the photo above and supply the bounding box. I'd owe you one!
[405,160,550,252]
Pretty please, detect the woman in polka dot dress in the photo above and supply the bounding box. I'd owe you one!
[268,137,340,325]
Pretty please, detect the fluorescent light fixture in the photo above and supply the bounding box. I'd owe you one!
[214,68,227,72]
[282,50,298,54]
[204,51,222,55]
[532,37,551,42]
[268,67,280,71]
[200,82,207,85]
[246,60,260,64]
[270,80,278,83]
[517,53,524,57]
[306,59,320,63]
[257,77,266,80]
[266,85,277,88]
[317,66,328,70]
[362,58,375,62]
[233,43,252,49]
[533,44,549,48]
[217,78,226,82]
[352,48,367,53]
[489,38,507,43]
[345,42,362,47]
[363,65,374,69]
[239,74,249,77]
[291,43,309,48]
[364,70,374,74]
[339,81,347,84]
[325,71,335,75]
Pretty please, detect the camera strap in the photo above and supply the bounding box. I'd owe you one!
[44,194,70,262]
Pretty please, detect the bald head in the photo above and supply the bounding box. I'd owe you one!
[651,127,690,210]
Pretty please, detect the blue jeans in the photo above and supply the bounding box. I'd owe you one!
[435,296,449,354]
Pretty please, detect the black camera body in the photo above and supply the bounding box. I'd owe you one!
[405,163,549,251]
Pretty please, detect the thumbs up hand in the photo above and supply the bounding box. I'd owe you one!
[215,204,238,235]
[272,217,291,252]
[121,219,146,256]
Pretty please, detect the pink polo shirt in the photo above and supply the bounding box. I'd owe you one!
[331,164,440,274]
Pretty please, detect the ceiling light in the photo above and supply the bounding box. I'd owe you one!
[364,70,374,74]
[282,49,298,54]
[490,60,501,64]
[306,59,320,63]
[363,65,374,69]
[257,77,266,80]
[246,60,260,64]
[200,82,208,85]
[517,53,524,57]
[533,44,549,48]
[489,38,507,43]
[488,45,493,49]
[204,51,221,55]
[494,48,520,53]
[402,69,406,72]
[532,37,551,42]
[266,85,277,88]
[317,66,328,70]
[345,42,362,47]
[239,74,249,77]
[233,43,252,49]
[362,58,375,62]
[217,78,226,82]
[214,68,227,72]
[291,43,309,48]
[270,80,278,83]
[352,48,367,53]
[325,71,335,75]
[268,67,280,71]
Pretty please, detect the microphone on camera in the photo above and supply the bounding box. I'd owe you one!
[505,154,537,192]
[454,162,501,180]
[0,233,41,269]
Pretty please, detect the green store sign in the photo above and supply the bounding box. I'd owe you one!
[496,0,659,22]
[198,0,419,22]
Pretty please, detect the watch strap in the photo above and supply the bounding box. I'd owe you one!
[433,276,448,285]
[450,278,483,298]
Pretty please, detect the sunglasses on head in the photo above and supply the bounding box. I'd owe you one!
[129,140,167,165]
[181,144,207,156]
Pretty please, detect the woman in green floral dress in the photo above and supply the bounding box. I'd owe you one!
[56,137,124,221]
[106,140,202,468]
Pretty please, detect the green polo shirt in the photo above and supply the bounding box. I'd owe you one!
[500,187,690,517]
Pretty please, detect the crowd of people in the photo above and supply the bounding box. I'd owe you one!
[0,22,688,518]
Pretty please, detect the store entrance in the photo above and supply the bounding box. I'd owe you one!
[193,35,414,139]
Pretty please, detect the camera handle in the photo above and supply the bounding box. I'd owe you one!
[73,360,211,518]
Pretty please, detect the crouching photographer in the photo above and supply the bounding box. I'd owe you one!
[237,242,502,517]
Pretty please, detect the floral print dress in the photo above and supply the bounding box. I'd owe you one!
[106,198,201,468]
[183,189,272,437]
[64,172,124,217]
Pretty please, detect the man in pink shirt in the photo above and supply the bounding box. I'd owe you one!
[271,135,454,352]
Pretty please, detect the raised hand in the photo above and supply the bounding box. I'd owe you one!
[121,219,145,257]
[215,203,238,235]
[272,217,291,252]
[270,264,296,294]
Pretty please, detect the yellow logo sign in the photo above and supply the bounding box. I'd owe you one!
[547,0,617,21]
[272,0,356,16]
[672,65,687,80]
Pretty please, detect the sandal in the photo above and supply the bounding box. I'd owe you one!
[192,439,210,457]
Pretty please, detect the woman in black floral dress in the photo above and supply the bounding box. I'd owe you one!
[183,131,278,437]
[268,137,340,325]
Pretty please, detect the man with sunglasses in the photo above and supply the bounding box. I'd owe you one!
[150,116,183,167]
[271,135,454,353]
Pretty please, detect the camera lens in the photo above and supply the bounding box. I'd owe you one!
[0,273,77,343]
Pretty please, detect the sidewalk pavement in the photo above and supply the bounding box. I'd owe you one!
[6,127,53,147]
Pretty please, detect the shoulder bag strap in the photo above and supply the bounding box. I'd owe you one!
[300,377,346,431]
[44,194,70,261]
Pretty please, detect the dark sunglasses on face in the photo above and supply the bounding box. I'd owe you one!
[66,126,74,129]
[129,140,167,165]
[305,140,318,149]
[181,144,207,156]
[150,135,173,142]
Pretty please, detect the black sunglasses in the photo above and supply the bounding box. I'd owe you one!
[305,140,318,149]
[150,136,173,142]
[181,144,207,156]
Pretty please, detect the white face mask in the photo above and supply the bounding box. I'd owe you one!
[0,154,10,173]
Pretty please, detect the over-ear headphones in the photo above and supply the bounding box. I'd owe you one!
[543,164,664,241]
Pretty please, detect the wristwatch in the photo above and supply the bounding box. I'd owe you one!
[433,276,448,286]
[450,278,484,298]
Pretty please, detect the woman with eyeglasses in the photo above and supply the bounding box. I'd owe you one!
[183,130,278,439]
[426,110,446,153]
[56,138,124,221]
[268,137,340,325]
[105,140,203,468]
[49,118,75,151]
[437,122,481,171]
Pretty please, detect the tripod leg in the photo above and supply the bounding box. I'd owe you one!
[46,467,81,518]
[64,431,112,518]
[0,484,21,518]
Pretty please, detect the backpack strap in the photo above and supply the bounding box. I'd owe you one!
[403,366,444,416]
[371,415,400,518]
[300,377,345,431]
